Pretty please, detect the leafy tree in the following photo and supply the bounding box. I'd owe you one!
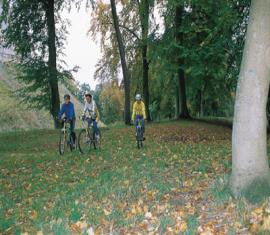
[90,0,158,122]
[0,0,88,127]
[99,81,124,124]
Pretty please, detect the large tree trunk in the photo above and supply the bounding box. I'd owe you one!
[45,0,60,128]
[142,44,150,121]
[231,0,270,196]
[139,0,151,121]
[110,0,131,124]
[175,5,190,119]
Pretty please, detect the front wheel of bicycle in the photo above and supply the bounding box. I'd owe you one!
[69,134,76,152]
[78,129,92,154]
[59,131,65,155]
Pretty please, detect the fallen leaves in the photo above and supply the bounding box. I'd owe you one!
[147,123,231,144]
[30,210,38,220]
[1,122,265,234]
[248,202,270,233]
[70,221,88,234]
[175,220,188,233]
[183,179,193,187]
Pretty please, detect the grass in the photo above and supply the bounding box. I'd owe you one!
[0,120,269,234]
[0,62,84,132]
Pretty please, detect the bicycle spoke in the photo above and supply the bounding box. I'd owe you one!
[78,129,91,154]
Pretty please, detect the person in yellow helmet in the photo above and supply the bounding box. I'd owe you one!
[132,94,146,139]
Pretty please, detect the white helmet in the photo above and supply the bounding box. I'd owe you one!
[135,94,142,101]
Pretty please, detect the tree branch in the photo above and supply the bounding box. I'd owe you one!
[106,21,141,41]
[118,24,141,41]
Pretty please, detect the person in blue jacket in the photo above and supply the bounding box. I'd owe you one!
[58,94,76,146]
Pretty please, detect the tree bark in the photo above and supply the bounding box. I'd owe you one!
[175,5,190,119]
[200,89,204,117]
[231,0,270,195]
[110,0,131,124]
[175,77,180,118]
[45,0,60,128]
[139,0,151,121]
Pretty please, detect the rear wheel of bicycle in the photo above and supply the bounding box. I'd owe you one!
[95,129,101,149]
[78,129,91,154]
[136,129,143,149]
[140,139,143,149]
[59,131,65,155]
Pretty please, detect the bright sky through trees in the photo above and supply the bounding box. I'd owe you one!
[62,6,100,90]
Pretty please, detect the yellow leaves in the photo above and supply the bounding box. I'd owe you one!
[120,0,128,5]
[185,202,196,215]
[123,180,129,187]
[103,208,111,216]
[70,221,89,234]
[253,206,264,215]
[249,203,270,233]
[175,206,185,217]
[183,179,193,187]
[197,223,215,235]
[70,223,81,234]
[96,1,110,12]
[199,231,214,235]
[147,191,156,200]
[103,203,113,216]
[143,205,149,214]
[23,182,32,191]
[131,203,142,215]
[175,220,187,233]
[261,215,270,231]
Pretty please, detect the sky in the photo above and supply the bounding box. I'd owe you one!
[61,3,164,91]
[62,7,100,90]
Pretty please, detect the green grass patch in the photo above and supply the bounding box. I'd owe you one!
[0,120,265,234]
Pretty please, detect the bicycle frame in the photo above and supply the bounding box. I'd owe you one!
[59,119,74,155]
[62,120,72,141]
[81,118,92,137]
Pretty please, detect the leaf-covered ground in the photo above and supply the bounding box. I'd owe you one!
[1,121,270,234]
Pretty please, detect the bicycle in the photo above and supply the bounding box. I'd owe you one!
[78,114,101,154]
[58,118,77,155]
[135,119,144,149]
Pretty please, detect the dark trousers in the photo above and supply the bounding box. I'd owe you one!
[135,115,145,134]
[87,118,99,135]
[69,119,76,143]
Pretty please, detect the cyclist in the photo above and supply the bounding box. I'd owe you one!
[81,92,100,140]
[58,94,76,147]
[132,94,146,140]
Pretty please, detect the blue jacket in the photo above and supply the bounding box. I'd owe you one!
[58,102,76,120]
